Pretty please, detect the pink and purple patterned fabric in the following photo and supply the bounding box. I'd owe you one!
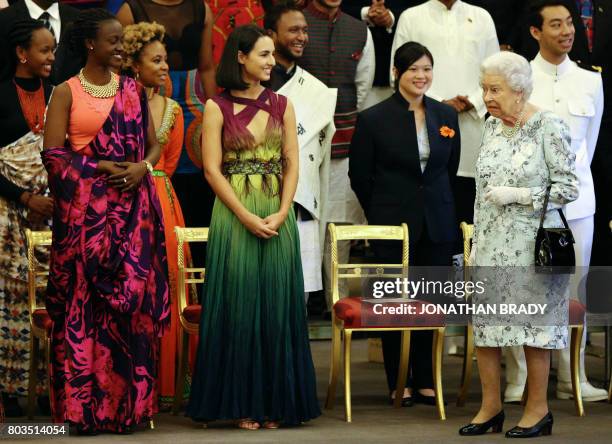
[42,76,169,433]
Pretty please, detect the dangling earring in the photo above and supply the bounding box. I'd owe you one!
[20,58,27,64]
[88,46,93,51]
[135,72,140,80]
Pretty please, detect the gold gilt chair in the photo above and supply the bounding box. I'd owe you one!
[456,222,475,407]
[455,223,585,417]
[24,229,53,419]
[172,227,208,415]
[325,223,446,422]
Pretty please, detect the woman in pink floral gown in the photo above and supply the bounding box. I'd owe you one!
[42,9,169,434]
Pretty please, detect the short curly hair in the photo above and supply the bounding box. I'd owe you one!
[480,51,533,100]
[121,21,166,73]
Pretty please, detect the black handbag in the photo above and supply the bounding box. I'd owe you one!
[534,185,575,273]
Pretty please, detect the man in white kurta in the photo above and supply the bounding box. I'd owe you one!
[390,0,499,225]
[278,69,336,294]
[504,2,607,403]
[265,4,337,296]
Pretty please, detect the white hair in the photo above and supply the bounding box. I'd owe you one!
[480,52,533,100]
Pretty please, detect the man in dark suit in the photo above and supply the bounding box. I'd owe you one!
[342,1,424,107]
[0,0,81,84]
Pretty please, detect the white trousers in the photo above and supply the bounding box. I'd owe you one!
[505,215,594,385]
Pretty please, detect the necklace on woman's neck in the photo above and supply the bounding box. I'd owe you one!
[501,107,526,138]
[13,78,45,133]
[78,68,118,99]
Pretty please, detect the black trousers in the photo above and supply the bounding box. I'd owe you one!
[373,226,455,392]
[454,176,476,225]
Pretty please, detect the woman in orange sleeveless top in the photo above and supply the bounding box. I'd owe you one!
[122,22,194,411]
[42,9,169,434]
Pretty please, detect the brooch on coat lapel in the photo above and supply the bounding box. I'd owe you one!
[439,125,456,138]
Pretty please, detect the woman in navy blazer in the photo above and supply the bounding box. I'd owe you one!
[349,42,460,406]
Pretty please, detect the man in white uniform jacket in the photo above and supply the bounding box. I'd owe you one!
[265,3,337,296]
[504,0,606,403]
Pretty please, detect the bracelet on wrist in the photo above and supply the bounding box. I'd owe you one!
[142,160,154,174]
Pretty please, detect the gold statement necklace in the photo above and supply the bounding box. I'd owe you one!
[78,69,119,98]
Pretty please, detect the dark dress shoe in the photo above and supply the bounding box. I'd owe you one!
[505,412,553,438]
[389,394,413,407]
[458,410,505,436]
[413,391,447,406]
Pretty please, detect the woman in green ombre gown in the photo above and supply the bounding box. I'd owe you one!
[186,25,320,430]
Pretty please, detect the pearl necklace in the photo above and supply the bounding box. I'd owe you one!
[501,108,526,138]
[78,69,119,98]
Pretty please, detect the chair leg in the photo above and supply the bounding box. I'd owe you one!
[343,330,353,423]
[27,335,40,419]
[609,369,612,402]
[325,318,342,409]
[571,326,585,416]
[394,330,411,409]
[45,336,52,414]
[433,328,446,420]
[172,329,189,415]
[456,325,474,407]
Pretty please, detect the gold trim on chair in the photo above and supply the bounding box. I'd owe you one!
[24,229,52,419]
[172,227,208,415]
[456,222,475,407]
[324,223,446,422]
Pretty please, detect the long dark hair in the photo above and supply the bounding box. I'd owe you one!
[393,42,434,91]
[66,8,117,66]
[216,24,269,90]
[6,19,47,78]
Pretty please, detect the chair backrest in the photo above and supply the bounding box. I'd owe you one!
[328,223,408,305]
[460,222,474,264]
[175,227,208,325]
[24,229,52,319]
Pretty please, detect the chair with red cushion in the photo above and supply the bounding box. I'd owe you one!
[24,229,53,419]
[172,227,208,415]
[325,223,446,422]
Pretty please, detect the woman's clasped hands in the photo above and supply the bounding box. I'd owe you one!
[99,160,148,192]
[484,185,532,206]
[240,211,287,239]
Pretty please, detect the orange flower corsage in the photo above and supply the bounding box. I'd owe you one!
[439,125,456,138]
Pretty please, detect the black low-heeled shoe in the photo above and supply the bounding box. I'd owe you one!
[458,410,505,436]
[505,412,553,438]
[413,391,447,406]
[389,394,413,407]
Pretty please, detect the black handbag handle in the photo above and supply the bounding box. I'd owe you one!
[539,185,570,230]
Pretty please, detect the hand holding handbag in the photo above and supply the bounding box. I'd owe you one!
[534,186,575,273]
